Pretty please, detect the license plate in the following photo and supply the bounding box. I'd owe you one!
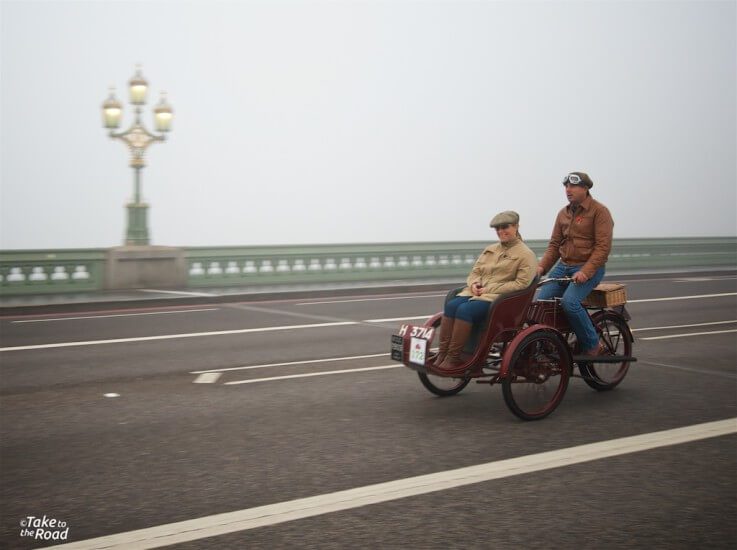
[390,334,403,361]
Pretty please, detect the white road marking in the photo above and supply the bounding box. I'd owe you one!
[53,418,737,550]
[139,289,217,297]
[293,285,737,306]
[639,361,737,379]
[296,294,445,305]
[187,320,736,381]
[367,293,737,323]
[674,276,737,282]
[3,292,735,353]
[640,329,737,340]
[629,292,736,303]
[0,322,356,352]
[103,393,120,398]
[225,365,401,385]
[11,308,219,323]
[191,353,390,374]
[364,315,431,323]
[193,373,222,384]
[631,320,737,332]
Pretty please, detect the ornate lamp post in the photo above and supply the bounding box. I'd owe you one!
[101,65,173,245]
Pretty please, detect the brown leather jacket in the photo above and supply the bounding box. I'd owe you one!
[539,195,614,279]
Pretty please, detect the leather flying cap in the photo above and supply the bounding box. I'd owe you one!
[490,210,520,228]
[564,171,594,188]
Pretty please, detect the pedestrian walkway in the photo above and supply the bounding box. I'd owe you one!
[1,267,734,315]
[0,277,463,314]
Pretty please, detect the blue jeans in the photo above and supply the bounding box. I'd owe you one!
[444,296,492,323]
[536,263,605,351]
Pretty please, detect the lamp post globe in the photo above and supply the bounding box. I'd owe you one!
[154,92,173,132]
[129,65,148,106]
[102,88,122,129]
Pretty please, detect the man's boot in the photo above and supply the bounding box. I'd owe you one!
[432,316,454,367]
[438,319,473,370]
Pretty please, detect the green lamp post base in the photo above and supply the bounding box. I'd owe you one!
[125,202,150,245]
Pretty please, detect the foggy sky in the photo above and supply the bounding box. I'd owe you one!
[1,0,735,250]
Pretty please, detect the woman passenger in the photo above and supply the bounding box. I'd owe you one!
[435,211,538,369]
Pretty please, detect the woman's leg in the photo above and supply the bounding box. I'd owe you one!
[439,299,491,369]
[454,300,492,324]
[434,296,470,366]
[443,296,470,318]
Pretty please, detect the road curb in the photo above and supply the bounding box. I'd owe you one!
[1,268,734,316]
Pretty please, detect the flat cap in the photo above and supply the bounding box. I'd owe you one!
[490,210,520,228]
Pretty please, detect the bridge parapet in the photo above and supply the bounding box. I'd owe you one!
[1,238,735,295]
[0,250,105,294]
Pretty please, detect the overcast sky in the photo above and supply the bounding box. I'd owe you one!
[1,0,735,250]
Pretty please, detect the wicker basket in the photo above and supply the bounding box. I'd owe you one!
[582,283,627,307]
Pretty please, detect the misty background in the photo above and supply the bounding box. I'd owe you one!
[1,0,735,250]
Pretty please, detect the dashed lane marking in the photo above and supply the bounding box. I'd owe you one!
[224,365,401,385]
[0,322,356,352]
[296,294,444,305]
[191,353,390,375]
[53,418,737,550]
[363,315,430,323]
[294,290,737,306]
[193,373,222,384]
[11,308,220,323]
[139,289,217,297]
[639,361,737,379]
[3,293,735,352]
[674,276,737,282]
[631,320,736,332]
[640,328,737,340]
[629,292,736,303]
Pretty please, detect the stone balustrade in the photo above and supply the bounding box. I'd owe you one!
[1,238,735,295]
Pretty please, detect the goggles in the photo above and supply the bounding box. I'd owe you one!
[562,174,585,186]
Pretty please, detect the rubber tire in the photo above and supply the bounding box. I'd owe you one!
[502,330,571,421]
[580,312,632,391]
[418,371,471,397]
[417,316,471,397]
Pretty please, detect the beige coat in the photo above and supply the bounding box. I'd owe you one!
[457,237,538,302]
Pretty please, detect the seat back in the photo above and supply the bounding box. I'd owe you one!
[444,276,540,355]
[483,276,540,344]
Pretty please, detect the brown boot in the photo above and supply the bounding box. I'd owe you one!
[438,319,473,369]
[432,316,454,367]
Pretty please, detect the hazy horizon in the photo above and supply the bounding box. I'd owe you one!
[2,0,735,250]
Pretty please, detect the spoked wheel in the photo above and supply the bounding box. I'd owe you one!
[417,316,470,397]
[580,312,632,391]
[502,330,571,421]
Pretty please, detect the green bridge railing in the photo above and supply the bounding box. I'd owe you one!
[0,249,106,295]
[1,237,735,295]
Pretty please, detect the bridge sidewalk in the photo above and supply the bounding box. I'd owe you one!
[0,277,465,315]
[1,267,734,315]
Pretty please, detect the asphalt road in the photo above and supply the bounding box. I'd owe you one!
[1,272,735,549]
